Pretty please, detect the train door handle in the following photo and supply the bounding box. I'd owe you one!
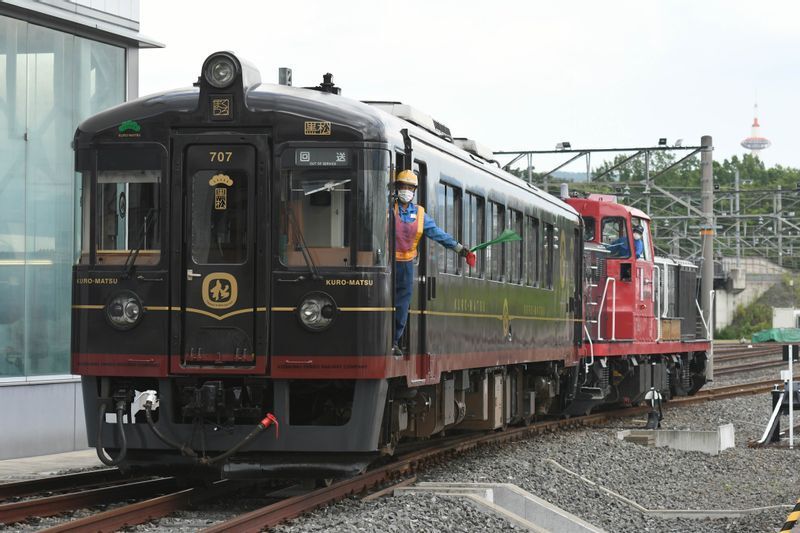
[427,276,437,300]
[186,269,202,281]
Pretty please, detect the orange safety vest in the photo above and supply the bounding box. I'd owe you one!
[394,203,425,262]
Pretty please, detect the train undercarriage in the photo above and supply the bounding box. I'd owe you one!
[87,351,707,479]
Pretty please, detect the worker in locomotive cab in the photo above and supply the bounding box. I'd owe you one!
[393,170,470,356]
[632,224,645,259]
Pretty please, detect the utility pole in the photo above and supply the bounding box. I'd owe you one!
[735,169,741,268]
[777,185,783,267]
[700,135,714,380]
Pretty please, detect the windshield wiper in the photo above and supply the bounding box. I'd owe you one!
[287,206,321,280]
[122,207,159,279]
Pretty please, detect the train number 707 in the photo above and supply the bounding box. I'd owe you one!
[209,151,233,162]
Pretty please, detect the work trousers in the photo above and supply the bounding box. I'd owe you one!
[394,259,414,344]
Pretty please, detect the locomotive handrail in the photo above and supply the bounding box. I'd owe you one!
[653,265,661,342]
[583,324,595,372]
[694,289,715,341]
[597,277,616,341]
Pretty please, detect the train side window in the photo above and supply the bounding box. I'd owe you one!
[94,146,163,266]
[465,192,485,278]
[525,215,539,286]
[509,209,523,284]
[544,223,554,289]
[435,181,462,274]
[488,201,505,281]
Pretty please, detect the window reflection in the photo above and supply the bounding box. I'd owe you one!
[0,16,124,377]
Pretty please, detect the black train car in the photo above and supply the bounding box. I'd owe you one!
[72,52,583,477]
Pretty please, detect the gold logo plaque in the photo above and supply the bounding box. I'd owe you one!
[304,121,331,136]
[212,98,231,117]
[214,188,227,210]
[202,273,238,309]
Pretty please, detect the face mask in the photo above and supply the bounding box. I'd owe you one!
[633,233,642,240]
[398,190,414,204]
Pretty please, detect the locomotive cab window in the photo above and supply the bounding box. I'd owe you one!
[632,216,650,261]
[93,146,164,266]
[582,216,595,242]
[601,217,630,259]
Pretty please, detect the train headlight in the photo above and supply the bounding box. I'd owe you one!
[204,54,237,88]
[106,291,143,330]
[297,292,336,332]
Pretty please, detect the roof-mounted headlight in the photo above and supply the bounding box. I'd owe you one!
[204,53,238,89]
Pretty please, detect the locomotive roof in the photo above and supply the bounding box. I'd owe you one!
[75,81,578,221]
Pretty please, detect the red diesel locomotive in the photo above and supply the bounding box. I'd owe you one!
[71,52,710,477]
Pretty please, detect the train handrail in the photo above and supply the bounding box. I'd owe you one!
[583,324,595,372]
[653,265,661,342]
[597,277,616,341]
[694,289,715,341]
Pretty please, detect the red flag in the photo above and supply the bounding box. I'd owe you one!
[466,251,476,267]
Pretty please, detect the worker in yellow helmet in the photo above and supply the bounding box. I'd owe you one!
[393,170,471,356]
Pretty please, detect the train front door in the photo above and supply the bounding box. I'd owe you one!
[170,139,267,373]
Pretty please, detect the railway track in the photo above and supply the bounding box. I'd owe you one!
[714,345,782,363]
[1,377,782,532]
[715,359,786,376]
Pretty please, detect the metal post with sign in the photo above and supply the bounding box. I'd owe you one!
[790,344,794,449]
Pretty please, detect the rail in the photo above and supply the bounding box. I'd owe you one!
[597,277,616,341]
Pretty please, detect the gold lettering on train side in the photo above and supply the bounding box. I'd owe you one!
[452,298,487,313]
[202,272,238,309]
[304,121,332,136]
[76,277,119,285]
[522,304,545,316]
[324,279,374,287]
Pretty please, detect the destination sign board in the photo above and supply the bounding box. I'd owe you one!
[295,148,351,167]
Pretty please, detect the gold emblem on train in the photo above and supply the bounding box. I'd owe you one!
[304,121,332,136]
[209,174,234,186]
[502,298,510,338]
[212,98,230,117]
[202,273,238,310]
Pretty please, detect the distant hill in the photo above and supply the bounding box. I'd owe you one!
[552,171,589,182]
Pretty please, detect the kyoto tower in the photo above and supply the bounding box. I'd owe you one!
[740,103,771,155]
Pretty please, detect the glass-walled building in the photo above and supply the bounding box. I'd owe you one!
[0,0,161,459]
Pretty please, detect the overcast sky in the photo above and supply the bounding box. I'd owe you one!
[138,0,800,173]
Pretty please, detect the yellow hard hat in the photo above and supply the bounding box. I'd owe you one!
[395,170,418,188]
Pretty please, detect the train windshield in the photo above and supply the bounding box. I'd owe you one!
[279,148,389,269]
[92,146,164,266]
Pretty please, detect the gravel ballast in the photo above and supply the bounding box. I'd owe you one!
[6,381,793,532]
[270,391,797,533]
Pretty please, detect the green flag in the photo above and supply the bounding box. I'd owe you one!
[470,229,522,252]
